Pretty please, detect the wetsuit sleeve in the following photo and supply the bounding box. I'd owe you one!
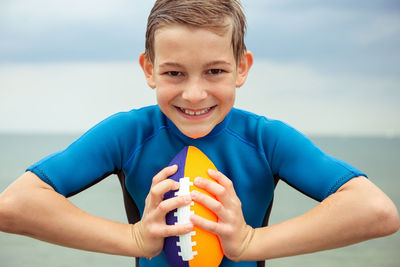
[26,112,133,197]
[263,119,367,201]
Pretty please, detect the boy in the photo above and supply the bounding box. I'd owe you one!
[0,0,398,266]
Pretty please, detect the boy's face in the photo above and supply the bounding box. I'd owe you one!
[140,24,252,138]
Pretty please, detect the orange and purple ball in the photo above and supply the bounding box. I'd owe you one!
[164,146,223,267]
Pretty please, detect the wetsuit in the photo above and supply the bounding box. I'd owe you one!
[27,105,366,267]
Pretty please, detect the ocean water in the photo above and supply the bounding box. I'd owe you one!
[0,134,399,267]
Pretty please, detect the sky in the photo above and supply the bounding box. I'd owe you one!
[0,0,399,136]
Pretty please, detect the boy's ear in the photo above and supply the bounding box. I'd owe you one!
[235,51,253,88]
[139,53,156,89]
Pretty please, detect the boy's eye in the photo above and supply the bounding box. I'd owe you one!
[207,69,224,75]
[166,71,182,77]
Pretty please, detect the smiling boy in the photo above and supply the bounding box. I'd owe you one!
[0,1,399,267]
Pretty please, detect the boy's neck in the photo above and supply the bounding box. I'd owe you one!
[165,108,233,141]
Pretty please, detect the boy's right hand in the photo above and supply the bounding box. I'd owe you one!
[132,165,194,259]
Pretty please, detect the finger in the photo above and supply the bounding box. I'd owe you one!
[151,165,178,186]
[194,176,229,203]
[148,178,179,208]
[207,169,234,190]
[191,190,225,217]
[190,214,220,235]
[158,195,192,216]
[161,222,194,238]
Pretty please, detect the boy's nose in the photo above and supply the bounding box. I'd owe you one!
[181,79,208,103]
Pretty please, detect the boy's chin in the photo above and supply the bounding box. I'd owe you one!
[179,126,212,139]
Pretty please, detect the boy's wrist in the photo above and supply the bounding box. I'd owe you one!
[129,221,150,258]
[229,224,256,262]
[129,221,164,259]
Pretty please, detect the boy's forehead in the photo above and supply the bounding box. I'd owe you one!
[152,24,234,64]
[153,22,233,48]
[154,20,232,38]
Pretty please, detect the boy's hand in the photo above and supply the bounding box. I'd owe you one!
[190,169,255,262]
[132,165,194,259]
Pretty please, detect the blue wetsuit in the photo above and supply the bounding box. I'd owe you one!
[27,105,365,267]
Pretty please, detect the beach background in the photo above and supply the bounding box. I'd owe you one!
[1,0,399,266]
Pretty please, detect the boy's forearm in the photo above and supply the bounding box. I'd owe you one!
[0,172,143,258]
[241,177,400,261]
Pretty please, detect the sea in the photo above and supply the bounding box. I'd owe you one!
[0,134,399,267]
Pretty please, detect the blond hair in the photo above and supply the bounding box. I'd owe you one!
[145,0,247,63]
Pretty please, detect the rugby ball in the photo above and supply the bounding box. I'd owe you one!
[163,146,223,267]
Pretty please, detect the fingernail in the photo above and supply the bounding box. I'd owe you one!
[194,177,201,185]
[183,195,191,202]
[185,223,193,230]
[174,181,180,189]
[208,169,217,175]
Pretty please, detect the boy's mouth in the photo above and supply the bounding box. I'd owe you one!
[176,106,216,116]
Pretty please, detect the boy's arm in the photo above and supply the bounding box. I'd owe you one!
[242,176,399,260]
[0,172,137,256]
[0,168,193,259]
[191,172,400,261]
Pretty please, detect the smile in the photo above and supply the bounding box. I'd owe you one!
[178,106,215,116]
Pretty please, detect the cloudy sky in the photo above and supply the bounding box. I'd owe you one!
[1,0,399,136]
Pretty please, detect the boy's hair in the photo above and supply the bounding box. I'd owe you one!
[145,0,247,63]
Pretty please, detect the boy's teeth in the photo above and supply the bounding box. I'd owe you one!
[181,107,211,115]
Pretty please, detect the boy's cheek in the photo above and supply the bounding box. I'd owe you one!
[156,83,176,99]
[155,88,171,106]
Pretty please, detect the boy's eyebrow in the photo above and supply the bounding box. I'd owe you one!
[203,60,232,68]
[158,60,232,69]
[158,62,183,68]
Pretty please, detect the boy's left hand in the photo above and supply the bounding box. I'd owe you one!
[190,169,255,261]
